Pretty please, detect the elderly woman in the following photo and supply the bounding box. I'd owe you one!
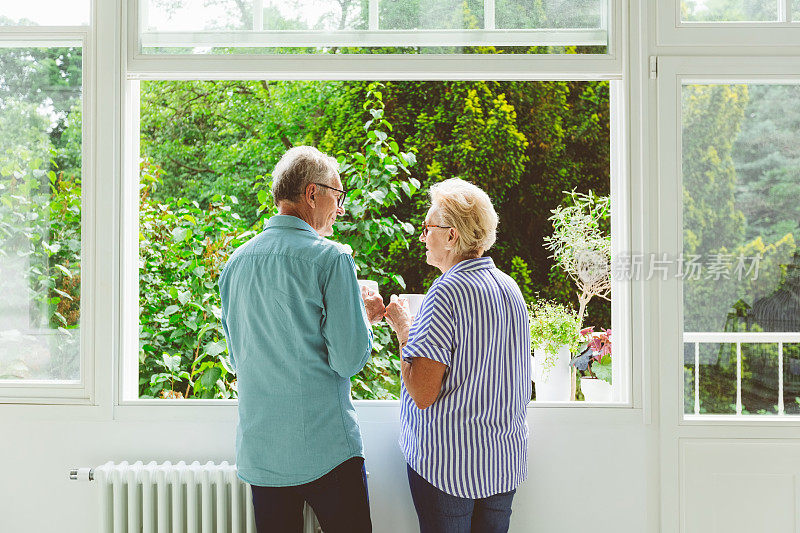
[385,178,531,533]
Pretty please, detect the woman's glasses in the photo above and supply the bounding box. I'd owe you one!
[420,223,452,237]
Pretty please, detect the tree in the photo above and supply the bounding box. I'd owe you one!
[681,84,748,331]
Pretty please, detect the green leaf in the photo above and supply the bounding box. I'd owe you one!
[171,227,188,242]
[164,305,180,316]
[391,273,406,289]
[54,264,72,278]
[204,341,226,356]
[197,366,223,390]
[592,355,612,384]
[178,290,191,305]
[161,354,181,373]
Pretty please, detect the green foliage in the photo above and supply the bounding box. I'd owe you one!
[509,256,535,302]
[333,83,419,289]
[133,79,611,400]
[529,300,582,363]
[331,84,420,399]
[0,45,82,380]
[682,84,749,331]
[138,162,252,399]
[591,354,612,384]
[137,90,421,400]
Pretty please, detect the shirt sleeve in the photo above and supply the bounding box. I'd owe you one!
[218,267,237,374]
[320,252,373,378]
[402,282,455,366]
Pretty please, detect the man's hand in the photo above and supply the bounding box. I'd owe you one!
[361,285,386,324]
[384,295,412,346]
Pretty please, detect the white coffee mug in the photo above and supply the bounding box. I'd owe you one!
[399,293,425,318]
[357,279,379,295]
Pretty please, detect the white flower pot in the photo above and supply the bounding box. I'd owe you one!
[532,345,571,401]
[580,377,612,402]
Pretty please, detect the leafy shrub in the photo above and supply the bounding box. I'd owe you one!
[138,85,418,400]
[139,162,252,399]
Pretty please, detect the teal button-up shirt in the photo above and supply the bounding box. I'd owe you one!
[219,215,373,487]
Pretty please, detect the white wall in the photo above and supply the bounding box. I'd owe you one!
[0,404,656,532]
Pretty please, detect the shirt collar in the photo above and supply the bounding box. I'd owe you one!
[265,214,318,234]
[446,256,495,275]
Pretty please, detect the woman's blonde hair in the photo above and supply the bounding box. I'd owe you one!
[429,178,498,257]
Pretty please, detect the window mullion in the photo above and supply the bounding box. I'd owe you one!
[369,0,379,31]
[484,0,496,30]
[253,0,264,31]
[779,0,789,23]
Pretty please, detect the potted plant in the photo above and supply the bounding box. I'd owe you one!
[571,327,612,402]
[543,190,611,399]
[529,301,582,401]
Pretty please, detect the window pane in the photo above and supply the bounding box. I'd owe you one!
[0,47,82,381]
[380,0,484,30]
[682,83,800,416]
[139,0,608,54]
[138,80,611,399]
[783,343,800,413]
[681,0,778,22]
[144,0,252,31]
[497,0,603,29]
[1,0,89,26]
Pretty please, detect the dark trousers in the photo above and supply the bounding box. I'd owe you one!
[251,456,372,533]
[407,465,516,533]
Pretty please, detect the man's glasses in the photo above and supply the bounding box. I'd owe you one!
[421,223,452,237]
[313,182,348,208]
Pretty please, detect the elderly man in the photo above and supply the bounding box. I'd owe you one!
[219,146,385,533]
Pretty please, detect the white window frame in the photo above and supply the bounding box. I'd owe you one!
[656,56,800,428]
[127,0,623,77]
[118,0,635,409]
[135,0,609,52]
[0,27,97,404]
[657,0,800,48]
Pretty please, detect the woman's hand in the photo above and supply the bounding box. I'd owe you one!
[384,295,412,346]
[361,286,386,324]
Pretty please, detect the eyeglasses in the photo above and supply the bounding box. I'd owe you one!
[420,223,452,237]
[313,182,348,208]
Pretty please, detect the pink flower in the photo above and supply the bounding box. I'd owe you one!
[582,326,612,362]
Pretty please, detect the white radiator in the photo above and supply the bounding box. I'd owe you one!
[90,461,321,533]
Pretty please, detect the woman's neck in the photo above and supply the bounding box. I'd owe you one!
[438,252,482,273]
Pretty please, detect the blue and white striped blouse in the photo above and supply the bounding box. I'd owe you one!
[400,256,532,499]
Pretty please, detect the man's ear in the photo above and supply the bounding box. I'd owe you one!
[305,183,316,206]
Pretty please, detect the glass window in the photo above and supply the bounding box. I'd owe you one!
[0,0,90,26]
[0,47,83,381]
[681,0,779,22]
[497,0,604,29]
[136,79,613,400]
[682,83,800,416]
[138,0,609,54]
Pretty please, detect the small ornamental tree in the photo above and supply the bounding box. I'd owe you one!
[543,190,611,326]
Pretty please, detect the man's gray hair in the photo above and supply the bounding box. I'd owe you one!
[271,146,340,206]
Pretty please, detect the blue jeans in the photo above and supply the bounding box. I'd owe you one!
[407,465,516,533]
[251,456,371,533]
